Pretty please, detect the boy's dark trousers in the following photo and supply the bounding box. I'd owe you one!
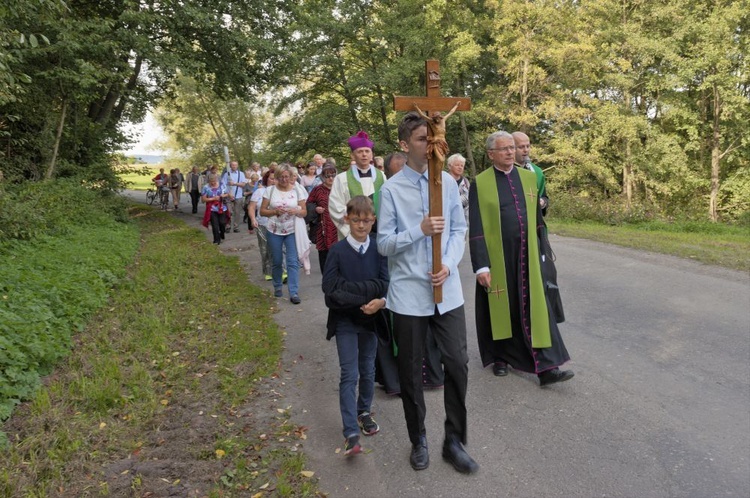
[393,306,469,446]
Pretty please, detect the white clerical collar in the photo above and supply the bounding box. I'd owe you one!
[356,166,375,178]
[494,165,515,175]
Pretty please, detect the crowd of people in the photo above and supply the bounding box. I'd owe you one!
[158,117,573,474]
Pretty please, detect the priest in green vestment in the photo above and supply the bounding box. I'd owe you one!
[469,131,573,387]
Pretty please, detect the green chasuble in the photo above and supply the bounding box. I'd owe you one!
[346,168,385,213]
[476,167,551,348]
[528,162,546,200]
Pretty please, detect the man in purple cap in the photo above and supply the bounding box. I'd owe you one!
[329,130,387,240]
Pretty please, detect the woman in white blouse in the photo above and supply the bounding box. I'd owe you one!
[259,163,307,304]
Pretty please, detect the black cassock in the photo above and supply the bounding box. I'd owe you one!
[468,167,569,374]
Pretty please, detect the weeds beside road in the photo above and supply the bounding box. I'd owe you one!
[1,205,320,497]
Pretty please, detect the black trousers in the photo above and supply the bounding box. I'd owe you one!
[393,306,469,445]
[189,190,200,213]
[209,211,227,243]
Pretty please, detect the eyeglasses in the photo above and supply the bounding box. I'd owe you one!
[323,173,336,178]
[349,218,375,225]
[488,146,516,152]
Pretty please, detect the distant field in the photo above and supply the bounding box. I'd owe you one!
[118,166,161,190]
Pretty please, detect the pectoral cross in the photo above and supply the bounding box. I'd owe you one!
[487,285,506,299]
[393,60,471,303]
[526,187,537,204]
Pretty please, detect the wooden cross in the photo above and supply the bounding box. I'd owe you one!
[393,60,471,303]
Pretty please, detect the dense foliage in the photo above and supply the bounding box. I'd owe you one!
[0,180,138,421]
[1,0,747,223]
[266,0,748,222]
[0,0,292,181]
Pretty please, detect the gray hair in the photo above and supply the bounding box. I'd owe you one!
[276,163,295,177]
[486,131,513,150]
[446,153,466,167]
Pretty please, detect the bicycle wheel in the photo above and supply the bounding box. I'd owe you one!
[146,189,157,205]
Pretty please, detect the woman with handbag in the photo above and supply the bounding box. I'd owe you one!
[259,163,307,304]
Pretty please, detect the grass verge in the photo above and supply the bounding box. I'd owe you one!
[548,218,750,271]
[0,205,320,497]
[118,166,161,191]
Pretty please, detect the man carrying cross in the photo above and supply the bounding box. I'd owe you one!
[377,111,477,474]
[469,131,574,387]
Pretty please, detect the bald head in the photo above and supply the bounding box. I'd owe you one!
[512,132,531,164]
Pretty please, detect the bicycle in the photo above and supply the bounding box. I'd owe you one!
[159,186,170,210]
[146,187,158,205]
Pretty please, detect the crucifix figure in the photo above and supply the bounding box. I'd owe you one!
[394,60,471,303]
[414,101,460,169]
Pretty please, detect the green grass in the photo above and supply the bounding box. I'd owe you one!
[548,218,750,271]
[0,205,318,497]
[117,165,162,190]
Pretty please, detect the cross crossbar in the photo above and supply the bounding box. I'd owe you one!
[391,59,471,303]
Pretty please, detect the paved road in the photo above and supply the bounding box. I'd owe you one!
[126,191,750,497]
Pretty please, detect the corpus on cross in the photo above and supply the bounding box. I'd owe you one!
[393,59,471,303]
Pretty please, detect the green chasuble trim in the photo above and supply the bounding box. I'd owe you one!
[347,168,385,214]
[476,167,552,348]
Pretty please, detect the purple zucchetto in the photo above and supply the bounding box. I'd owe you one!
[347,130,374,151]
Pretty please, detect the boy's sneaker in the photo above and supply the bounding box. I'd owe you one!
[357,412,380,436]
[344,435,362,456]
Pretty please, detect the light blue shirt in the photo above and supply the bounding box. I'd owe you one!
[376,164,467,316]
[221,169,246,199]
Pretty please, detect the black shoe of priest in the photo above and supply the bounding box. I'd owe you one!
[538,368,574,387]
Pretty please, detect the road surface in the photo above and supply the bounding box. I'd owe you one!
[126,191,750,497]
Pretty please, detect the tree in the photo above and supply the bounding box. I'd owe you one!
[1,0,294,181]
[155,75,267,168]
[672,1,749,221]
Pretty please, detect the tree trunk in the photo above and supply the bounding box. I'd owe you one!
[455,75,475,176]
[335,49,360,132]
[709,82,721,222]
[46,98,68,180]
[623,138,633,208]
[113,55,144,123]
[198,93,225,144]
[460,113,475,178]
[95,86,120,125]
[520,55,529,132]
[365,35,395,148]
[211,103,238,157]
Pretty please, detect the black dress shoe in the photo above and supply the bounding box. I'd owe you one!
[442,435,479,474]
[492,361,508,377]
[538,368,575,387]
[410,436,429,471]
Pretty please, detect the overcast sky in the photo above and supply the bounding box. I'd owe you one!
[120,112,167,156]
